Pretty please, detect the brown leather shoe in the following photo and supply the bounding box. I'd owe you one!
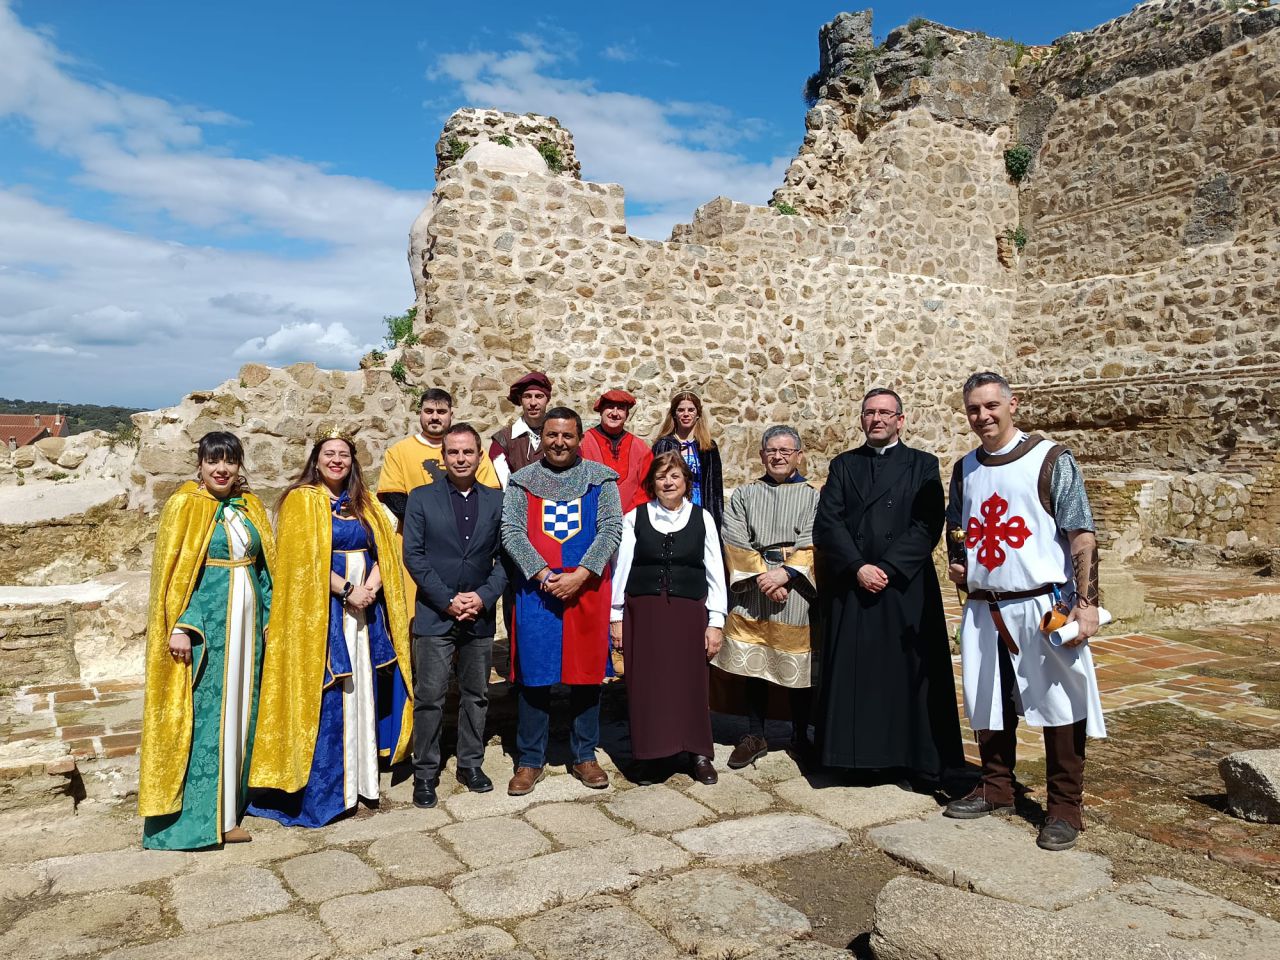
[691,755,718,785]
[571,759,609,789]
[727,734,768,769]
[507,766,546,796]
[222,826,252,844]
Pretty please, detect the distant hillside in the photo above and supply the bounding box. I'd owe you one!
[0,397,143,436]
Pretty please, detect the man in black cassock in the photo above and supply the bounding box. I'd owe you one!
[813,388,964,786]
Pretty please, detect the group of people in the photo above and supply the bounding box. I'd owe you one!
[139,368,1104,855]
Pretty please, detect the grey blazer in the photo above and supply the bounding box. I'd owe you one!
[402,479,507,638]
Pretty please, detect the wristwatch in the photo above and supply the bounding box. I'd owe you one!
[340,581,354,600]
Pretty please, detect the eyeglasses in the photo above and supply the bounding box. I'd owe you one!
[763,448,799,457]
[860,410,902,420]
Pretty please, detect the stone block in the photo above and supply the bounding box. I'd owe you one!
[866,816,1112,910]
[631,869,811,959]
[366,833,463,882]
[449,834,690,921]
[38,848,193,895]
[680,770,774,815]
[442,770,612,820]
[1219,749,1280,823]
[438,815,552,869]
[870,876,1211,960]
[515,896,679,960]
[671,812,849,865]
[101,914,334,960]
[318,886,463,953]
[323,806,452,843]
[280,849,381,903]
[0,892,162,960]
[524,802,631,847]
[606,783,715,833]
[354,925,516,960]
[1060,876,1280,960]
[773,778,938,830]
[171,865,292,930]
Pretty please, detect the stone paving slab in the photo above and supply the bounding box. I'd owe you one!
[740,944,858,959]
[200,827,313,866]
[350,925,517,960]
[171,864,292,930]
[515,896,680,960]
[439,815,552,869]
[711,743,805,784]
[870,876,1210,960]
[319,886,464,953]
[606,783,715,832]
[680,770,774,815]
[323,806,452,843]
[449,834,691,921]
[0,806,136,864]
[37,848,192,895]
[523,801,631,847]
[867,816,1113,911]
[280,849,381,903]
[366,832,464,882]
[773,778,938,830]
[0,892,162,960]
[0,863,45,900]
[1059,876,1280,960]
[443,772,614,821]
[671,812,849,865]
[102,914,335,960]
[631,868,811,960]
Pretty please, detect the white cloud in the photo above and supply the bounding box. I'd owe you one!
[601,43,637,63]
[234,321,374,367]
[0,1,425,406]
[431,34,790,240]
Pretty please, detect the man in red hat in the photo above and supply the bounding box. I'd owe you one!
[580,389,652,513]
[490,371,552,488]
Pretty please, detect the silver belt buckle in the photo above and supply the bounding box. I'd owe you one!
[762,549,785,564]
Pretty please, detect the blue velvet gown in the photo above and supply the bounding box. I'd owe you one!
[249,508,410,827]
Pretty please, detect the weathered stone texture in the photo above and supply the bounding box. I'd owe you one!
[1219,748,1280,823]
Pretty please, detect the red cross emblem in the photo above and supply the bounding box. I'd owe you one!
[966,492,1032,572]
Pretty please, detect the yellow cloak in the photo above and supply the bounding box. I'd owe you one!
[138,482,276,817]
[249,485,413,794]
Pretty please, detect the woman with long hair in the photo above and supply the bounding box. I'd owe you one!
[652,390,724,530]
[610,452,727,785]
[248,429,412,827]
[139,431,274,848]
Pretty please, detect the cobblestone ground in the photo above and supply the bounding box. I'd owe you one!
[1,566,1278,958]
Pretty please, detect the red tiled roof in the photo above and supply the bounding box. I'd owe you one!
[0,414,68,448]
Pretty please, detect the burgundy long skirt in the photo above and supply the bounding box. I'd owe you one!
[622,593,714,759]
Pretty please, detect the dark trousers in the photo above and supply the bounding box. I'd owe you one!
[744,676,812,744]
[976,642,1087,829]
[411,628,493,783]
[515,684,601,768]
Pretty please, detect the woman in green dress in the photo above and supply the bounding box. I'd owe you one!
[138,432,274,849]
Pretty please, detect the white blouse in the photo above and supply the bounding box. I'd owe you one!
[610,499,728,628]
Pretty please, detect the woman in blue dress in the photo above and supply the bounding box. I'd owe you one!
[653,390,724,530]
[249,428,412,826]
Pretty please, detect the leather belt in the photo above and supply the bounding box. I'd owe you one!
[967,584,1058,656]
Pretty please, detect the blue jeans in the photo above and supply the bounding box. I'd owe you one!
[515,684,601,768]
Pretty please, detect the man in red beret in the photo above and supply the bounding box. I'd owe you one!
[579,388,652,513]
[490,371,552,488]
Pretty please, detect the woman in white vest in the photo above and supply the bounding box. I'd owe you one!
[943,371,1104,852]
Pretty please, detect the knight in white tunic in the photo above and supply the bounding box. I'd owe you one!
[943,372,1104,852]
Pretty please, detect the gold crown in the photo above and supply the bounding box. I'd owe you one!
[315,424,355,445]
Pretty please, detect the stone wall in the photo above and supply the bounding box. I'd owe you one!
[0,606,78,689]
[1008,0,1280,547]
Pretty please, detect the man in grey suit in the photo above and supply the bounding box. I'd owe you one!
[403,422,508,808]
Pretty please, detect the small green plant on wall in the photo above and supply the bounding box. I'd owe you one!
[1007,225,1028,250]
[445,136,469,162]
[537,140,564,173]
[494,134,513,147]
[771,201,799,215]
[1004,145,1033,182]
[384,307,419,348]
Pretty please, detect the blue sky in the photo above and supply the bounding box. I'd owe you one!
[0,0,1135,408]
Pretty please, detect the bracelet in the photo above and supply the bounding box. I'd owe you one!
[340,581,354,600]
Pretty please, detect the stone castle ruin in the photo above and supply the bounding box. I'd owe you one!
[2,0,1278,611]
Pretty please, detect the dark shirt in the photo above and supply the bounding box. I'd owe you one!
[448,480,479,545]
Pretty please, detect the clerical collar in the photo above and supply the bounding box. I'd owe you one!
[867,440,899,456]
